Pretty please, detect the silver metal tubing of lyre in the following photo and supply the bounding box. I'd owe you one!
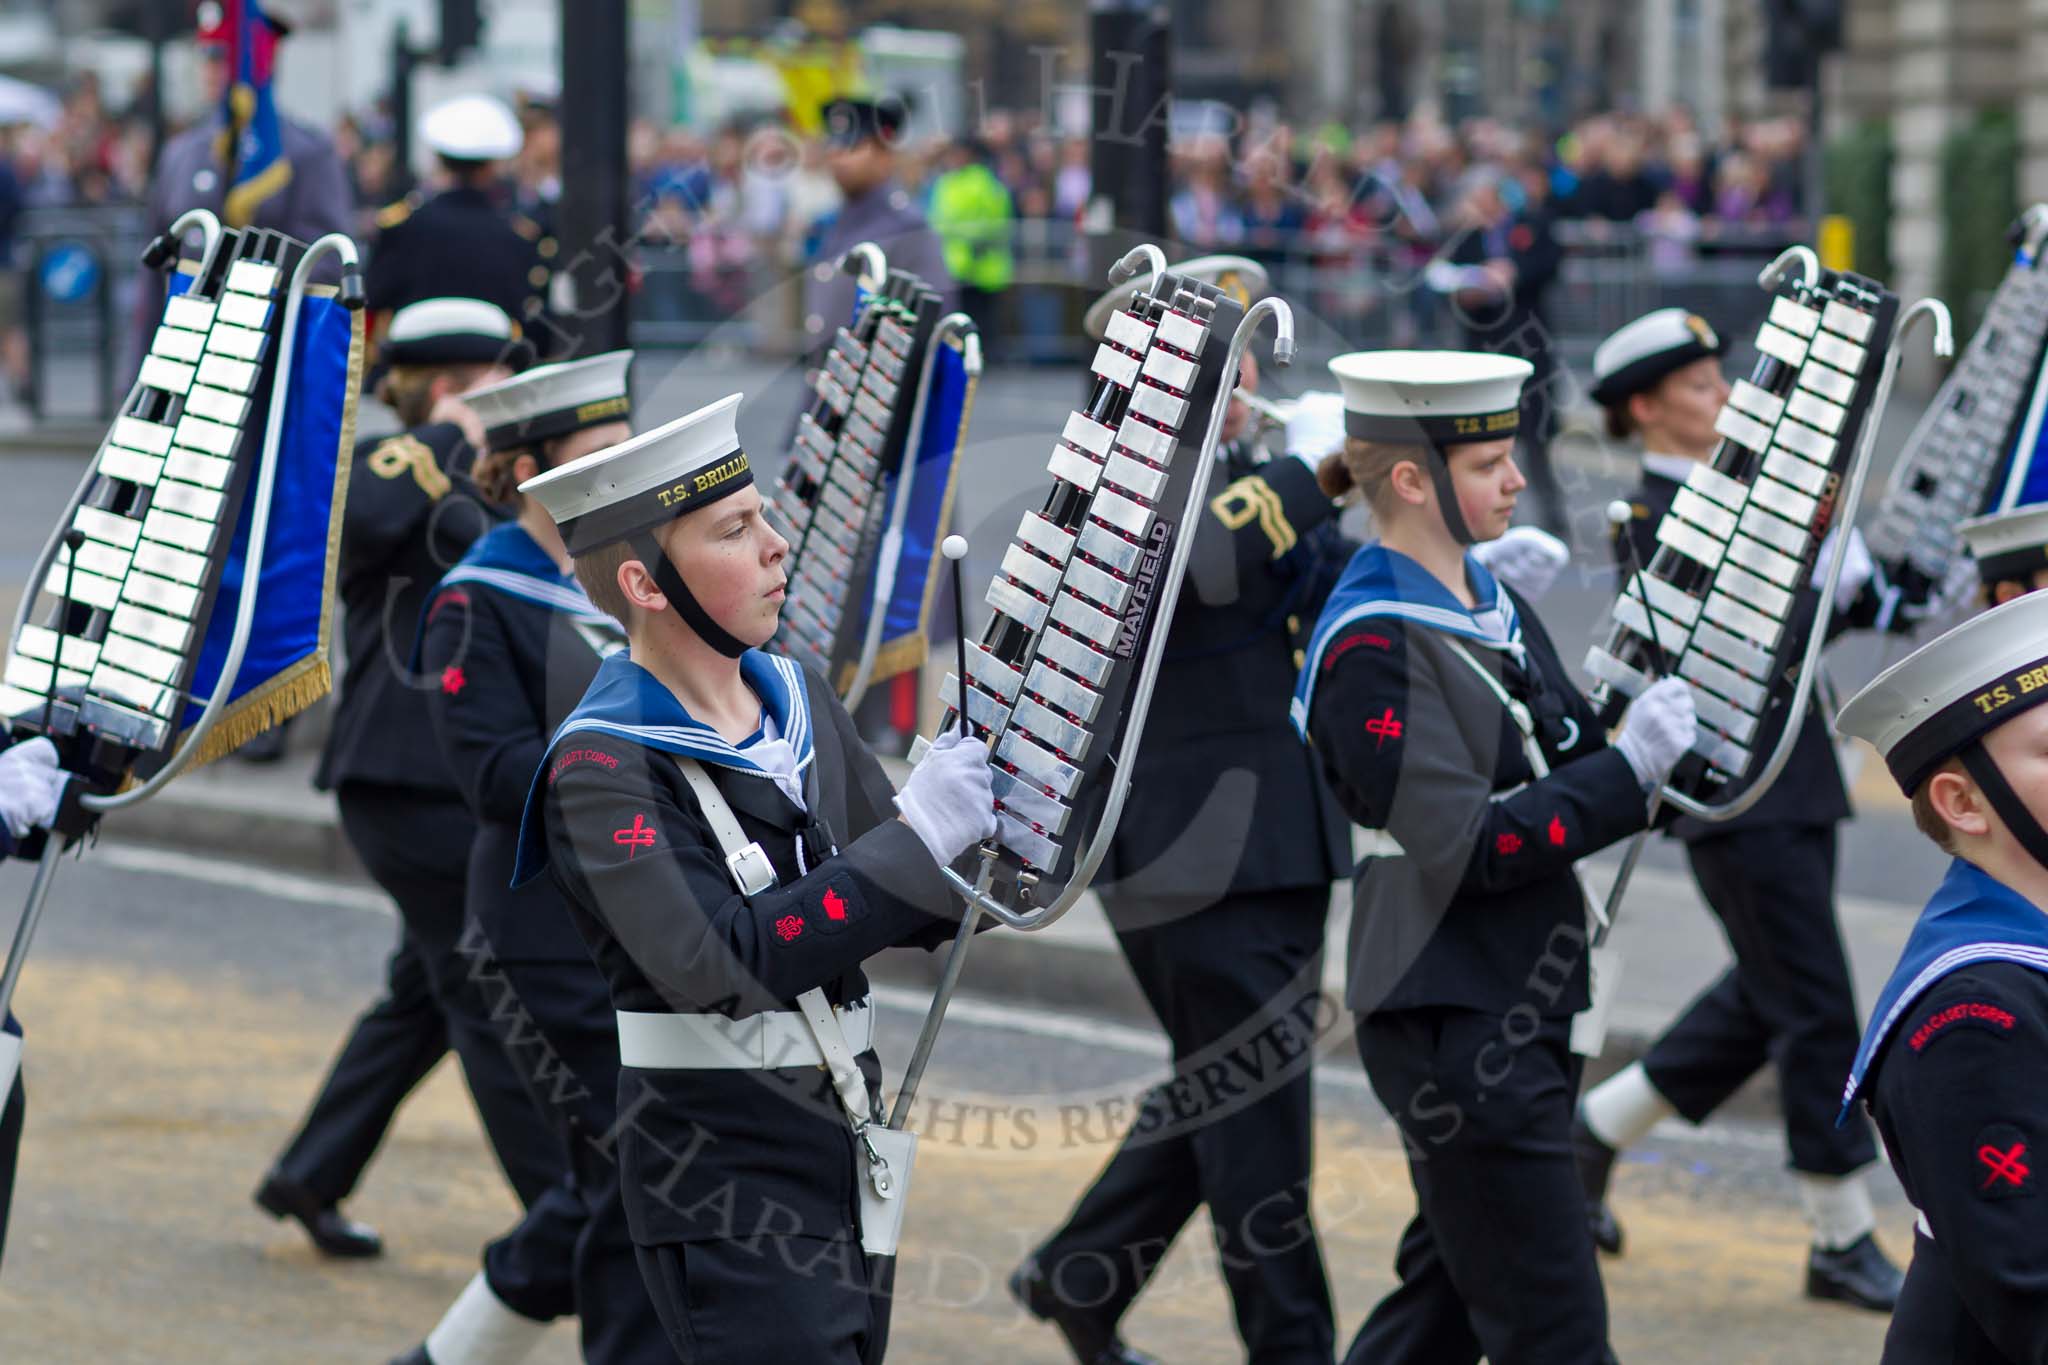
[87,231,364,813]
[839,312,981,713]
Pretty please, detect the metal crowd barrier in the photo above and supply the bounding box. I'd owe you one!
[612,214,1814,373]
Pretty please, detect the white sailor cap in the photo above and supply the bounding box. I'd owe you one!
[1081,255,1269,342]
[420,93,523,163]
[1326,350,1533,447]
[464,350,634,454]
[1837,591,2048,794]
[520,394,753,555]
[1590,308,1726,408]
[1959,505,2048,589]
[381,297,532,369]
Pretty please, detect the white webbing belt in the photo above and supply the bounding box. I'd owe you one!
[667,760,874,1122]
[616,999,875,1070]
[671,758,915,1247]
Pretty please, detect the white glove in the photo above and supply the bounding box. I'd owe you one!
[0,737,64,840]
[1472,526,1570,603]
[1817,526,1874,615]
[894,727,998,867]
[1282,390,1346,470]
[1613,678,1698,787]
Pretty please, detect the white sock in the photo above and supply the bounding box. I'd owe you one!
[423,1271,551,1365]
[1580,1062,1678,1151]
[1798,1171,1877,1252]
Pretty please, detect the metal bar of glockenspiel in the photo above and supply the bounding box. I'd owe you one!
[9,210,230,655]
[0,832,70,1095]
[841,314,979,713]
[941,293,1297,931]
[87,231,363,813]
[1662,294,1953,826]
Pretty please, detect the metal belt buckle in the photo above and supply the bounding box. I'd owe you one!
[726,841,777,896]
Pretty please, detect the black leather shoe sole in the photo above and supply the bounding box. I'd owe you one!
[1805,1235,1904,1313]
[253,1173,382,1259]
[1008,1264,1161,1365]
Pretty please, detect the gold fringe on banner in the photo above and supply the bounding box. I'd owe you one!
[171,298,364,773]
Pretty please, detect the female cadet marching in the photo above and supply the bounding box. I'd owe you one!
[511,395,999,1362]
[1570,308,1904,1309]
[1292,350,1698,1365]
[260,298,579,1266]
[402,350,672,1364]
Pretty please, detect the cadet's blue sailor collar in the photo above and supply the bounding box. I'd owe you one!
[440,522,614,627]
[1842,857,2048,1117]
[513,650,812,884]
[1290,542,1522,738]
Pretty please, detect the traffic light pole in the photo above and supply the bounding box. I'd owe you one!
[1086,1,1172,282]
[559,0,633,356]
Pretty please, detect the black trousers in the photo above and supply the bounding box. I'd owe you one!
[1032,887,1335,1365]
[635,1239,886,1364]
[1347,1009,1615,1365]
[488,947,675,1364]
[1643,823,1878,1176]
[272,920,445,1203]
[331,785,580,1321]
[0,1012,20,1275]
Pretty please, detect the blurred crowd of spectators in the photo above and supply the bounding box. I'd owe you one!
[0,72,1815,386]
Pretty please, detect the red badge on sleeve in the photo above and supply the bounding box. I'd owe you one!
[1975,1124,2034,1201]
[1496,833,1523,856]
[1364,708,1403,750]
[811,876,864,935]
[440,665,466,696]
[612,813,657,859]
[1547,814,1568,847]
[775,915,805,943]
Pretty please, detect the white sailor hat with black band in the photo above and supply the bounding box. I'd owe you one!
[1589,308,1727,408]
[464,350,634,455]
[380,297,533,369]
[1838,591,2048,861]
[1960,504,2048,591]
[521,395,757,656]
[420,93,524,163]
[1326,350,1533,544]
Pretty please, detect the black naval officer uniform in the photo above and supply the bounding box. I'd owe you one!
[367,189,556,360]
[417,523,671,1364]
[289,421,585,1315]
[1448,209,1566,535]
[1301,545,1652,1365]
[517,651,966,1364]
[1843,858,2048,1364]
[1612,463,1880,1180]
[1024,443,1352,1364]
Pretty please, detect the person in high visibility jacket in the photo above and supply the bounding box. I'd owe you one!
[929,139,1015,352]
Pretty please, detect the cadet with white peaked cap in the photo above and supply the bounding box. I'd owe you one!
[1837,591,2048,1364]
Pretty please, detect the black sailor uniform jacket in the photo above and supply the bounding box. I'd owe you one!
[1100,444,1356,903]
[533,664,961,1247]
[1305,588,1653,1018]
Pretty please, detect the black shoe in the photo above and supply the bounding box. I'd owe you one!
[1008,1262,1160,1365]
[1806,1232,1904,1312]
[236,725,288,763]
[386,1351,429,1365]
[1572,1115,1625,1257]
[253,1171,382,1258]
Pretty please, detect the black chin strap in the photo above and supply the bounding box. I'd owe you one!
[630,531,749,659]
[1426,443,1476,545]
[1959,741,2048,869]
